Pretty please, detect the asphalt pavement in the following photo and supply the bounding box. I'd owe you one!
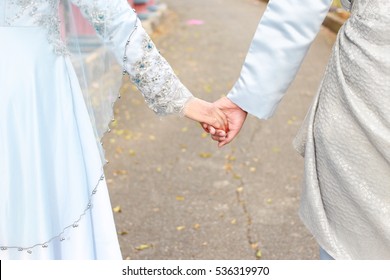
[103,0,336,260]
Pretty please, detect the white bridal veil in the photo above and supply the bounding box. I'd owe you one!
[62,0,125,164]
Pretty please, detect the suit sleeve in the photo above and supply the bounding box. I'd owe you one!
[227,0,333,119]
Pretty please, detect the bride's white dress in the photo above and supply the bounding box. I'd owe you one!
[0,0,192,260]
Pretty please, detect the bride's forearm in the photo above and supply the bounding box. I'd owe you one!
[123,32,194,116]
[73,0,194,116]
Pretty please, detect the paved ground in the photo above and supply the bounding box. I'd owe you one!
[103,0,336,260]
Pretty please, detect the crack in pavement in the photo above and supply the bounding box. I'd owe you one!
[235,178,262,259]
[225,148,261,259]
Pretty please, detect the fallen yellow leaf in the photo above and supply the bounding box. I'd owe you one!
[199,152,212,158]
[113,206,122,213]
[203,84,212,93]
[256,249,262,259]
[176,226,186,231]
[135,244,153,251]
[113,170,128,176]
[227,155,236,161]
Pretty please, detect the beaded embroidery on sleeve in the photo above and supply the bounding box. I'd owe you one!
[123,31,193,116]
[76,0,193,116]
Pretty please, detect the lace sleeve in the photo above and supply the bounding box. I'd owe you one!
[71,0,193,116]
[122,29,193,116]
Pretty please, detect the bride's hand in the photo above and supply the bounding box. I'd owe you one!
[183,97,228,132]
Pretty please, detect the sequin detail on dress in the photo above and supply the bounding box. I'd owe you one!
[72,0,110,36]
[124,34,192,116]
[5,0,68,55]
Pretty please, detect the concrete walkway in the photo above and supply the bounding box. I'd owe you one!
[103,0,336,260]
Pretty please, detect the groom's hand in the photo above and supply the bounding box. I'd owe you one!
[205,96,247,147]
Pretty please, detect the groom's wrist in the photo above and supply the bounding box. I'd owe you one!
[224,96,246,112]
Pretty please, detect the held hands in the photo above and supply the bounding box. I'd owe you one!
[183,97,228,133]
[183,96,247,147]
[203,97,247,147]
